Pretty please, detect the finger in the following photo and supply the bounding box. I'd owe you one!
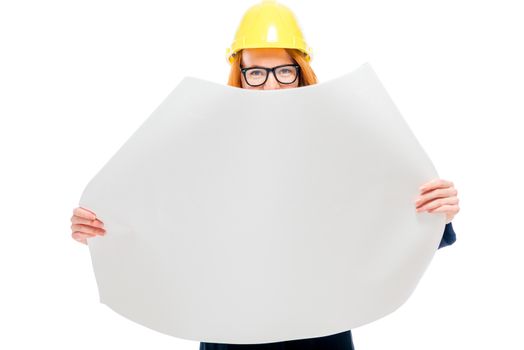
[415,187,456,208]
[71,215,105,228]
[72,232,97,245]
[73,236,88,245]
[72,231,96,238]
[427,204,459,213]
[419,179,454,194]
[418,178,441,191]
[71,224,106,236]
[417,196,458,212]
[419,178,453,194]
[73,207,97,220]
[72,234,89,245]
[418,196,458,211]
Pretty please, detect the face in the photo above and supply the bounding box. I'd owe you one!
[240,48,300,90]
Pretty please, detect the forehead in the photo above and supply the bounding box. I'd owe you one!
[241,48,294,67]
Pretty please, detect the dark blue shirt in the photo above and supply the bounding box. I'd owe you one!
[200,222,457,350]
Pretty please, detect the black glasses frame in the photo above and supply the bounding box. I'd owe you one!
[240,64,301,87]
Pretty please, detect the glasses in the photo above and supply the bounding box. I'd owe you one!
[240,64,300,87]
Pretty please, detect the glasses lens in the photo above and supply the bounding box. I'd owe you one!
[275,65,298,83]
[245,68,268,86]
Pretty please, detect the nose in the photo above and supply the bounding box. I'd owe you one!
[263,72,281,90]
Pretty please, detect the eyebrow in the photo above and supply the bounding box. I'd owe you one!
[241,63,295,69]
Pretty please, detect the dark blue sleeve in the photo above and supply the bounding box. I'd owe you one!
[438,222,457,249]
[200,329,355,350]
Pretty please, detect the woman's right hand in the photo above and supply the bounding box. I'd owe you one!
[71,207,106,245]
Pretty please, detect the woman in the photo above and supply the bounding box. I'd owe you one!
[71,1,460,349]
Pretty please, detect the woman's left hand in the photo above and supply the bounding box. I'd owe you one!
[415,178,460,224]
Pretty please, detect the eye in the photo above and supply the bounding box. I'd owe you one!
[248,69,264,76]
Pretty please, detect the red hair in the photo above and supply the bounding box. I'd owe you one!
[227,49,318,88]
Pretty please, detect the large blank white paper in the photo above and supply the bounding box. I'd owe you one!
[79,62,446,344]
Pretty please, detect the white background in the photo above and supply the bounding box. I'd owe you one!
[1,0,522,349]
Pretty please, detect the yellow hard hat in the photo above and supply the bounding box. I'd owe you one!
[226,0,313,65]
